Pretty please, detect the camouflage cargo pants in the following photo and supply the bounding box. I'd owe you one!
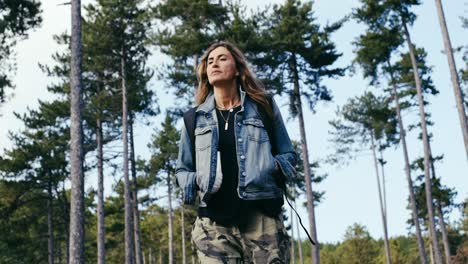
[191,209,290,264]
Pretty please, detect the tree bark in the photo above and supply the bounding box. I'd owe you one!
[168,172,174,264]
[378,149,388,219]
[434,0,468,161]
[290,206,295,264]
[149,248,152,264]
[429,238,435,264]
[290,53,319,264]
[181,203,187,264]
[294,199,304,264]
[97,117,106,264]
[61,183,70,264]
[159,247,162,264]
[402,20,443,264]
[48,176,54,264]
[129,117,143,264]
[429,160,452,264]
[387,60,428,264]
[122,50,135,264]
[69,0,85,263]
[370,134,392,264]
[436,202,451,264]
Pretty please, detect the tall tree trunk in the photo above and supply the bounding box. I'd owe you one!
[402,20,443,264]
[429,238,435,264]
[168,172,174,264]
[69,0,85,263]
[150,233,154,264]
[429,160,452,264]
[96,118,106,264]
[57,235,62,264]
[129,116,143,264]
[159,248,162,264]
[290,54,320,264]
[290,206,295,264]
[434,0,468,161]
[149,248,152,264]
[370,134,392,264]
[48,177,54,264]
[294,199,304,264]
[121,50,135,264]
[61,183,70,264]
[181,203,187,264]
[378,149,388,219]
[436,202,451,264]
[387,60,428,264]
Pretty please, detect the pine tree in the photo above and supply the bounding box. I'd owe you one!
[84,1,156,262]
[151,0,228,111]
[148,114,181,264]
[433,0,468,161]
[352,14,432,261]
[0,103,70,263]
[261,1,345,262]
[69,0,85,262]
[0,0,41,104]
[354,1,443,262]
[329,92,398,264]
[338,224,379,264]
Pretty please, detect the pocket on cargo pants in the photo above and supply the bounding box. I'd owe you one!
[191,217,245,264]
[241,210,291,264]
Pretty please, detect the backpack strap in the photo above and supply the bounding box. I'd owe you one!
[183,106,197,161]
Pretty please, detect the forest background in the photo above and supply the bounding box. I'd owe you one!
[0,0,467,263]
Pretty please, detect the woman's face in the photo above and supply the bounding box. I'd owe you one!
[206,46,238,87]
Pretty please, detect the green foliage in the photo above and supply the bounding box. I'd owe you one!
[452,198,468,263]
[265,0,345,114]
[338,223,380,264]
[461,17,468,109]
[140,203,198,263]
[151,0,228,109]
[410,164,458,226]
[329,91,398,164]
[0,0,42,103]
[289,140,326,205]
[353,25,402,85]
[148,114,180,183]
[354,0,421,31]
[391,47,438,107]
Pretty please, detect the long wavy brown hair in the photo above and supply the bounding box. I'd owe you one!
[195,41,273,118]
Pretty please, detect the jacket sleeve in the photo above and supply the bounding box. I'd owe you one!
[175,122,197,204]
[270,97,298,183]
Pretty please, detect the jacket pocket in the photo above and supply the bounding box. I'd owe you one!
[194,126,212,150]
[243,118,269,143]
[194,126,212,193]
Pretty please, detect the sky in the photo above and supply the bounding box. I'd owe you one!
[0,0,467,244]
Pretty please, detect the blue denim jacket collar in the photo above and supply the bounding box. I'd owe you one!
[196,87,247,113]
[176,86,298,205]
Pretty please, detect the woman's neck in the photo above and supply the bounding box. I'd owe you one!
[213,83,240,110]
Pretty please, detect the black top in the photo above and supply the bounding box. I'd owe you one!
[198,105,283,226]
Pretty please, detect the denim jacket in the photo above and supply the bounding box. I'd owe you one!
[176,89,298,206]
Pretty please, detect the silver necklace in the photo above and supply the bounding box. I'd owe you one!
[217,108,233,130]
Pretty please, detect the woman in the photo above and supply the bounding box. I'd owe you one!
[176,41,297,263]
